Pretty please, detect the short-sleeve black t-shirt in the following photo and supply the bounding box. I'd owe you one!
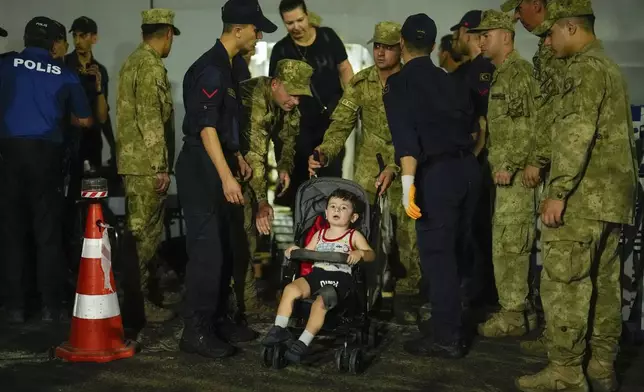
[451,54,495,119]
[269,27,348,130]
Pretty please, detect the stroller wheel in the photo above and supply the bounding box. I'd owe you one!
[368,322,378,349]
[272,344,288,369]
[261,346,274,368]
[335,347,349,373]
[349,347,364,374]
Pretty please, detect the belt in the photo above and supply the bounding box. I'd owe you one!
[422,149,472,167]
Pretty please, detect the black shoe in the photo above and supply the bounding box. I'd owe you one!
[403,336,466,359]
[261,326,293,347]
[216,317,258,344]
[284,340,309,363]
[179,317,236,359]
[42,307,69,323]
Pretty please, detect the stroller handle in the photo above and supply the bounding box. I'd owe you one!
[290,249,349,265]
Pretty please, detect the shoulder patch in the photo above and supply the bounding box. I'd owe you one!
[341,98,359,112]
[479,73,491,82]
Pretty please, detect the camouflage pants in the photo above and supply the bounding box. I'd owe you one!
[230,184,257,314]
[492,222,536,312]
[124,175,166,288]
[386,190,421,295]
[541,218,622,365]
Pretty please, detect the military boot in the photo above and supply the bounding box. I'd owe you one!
[516,364,589,392]
[586,358,618,392]
[520,332,548,357]
[478,310,530,338]
[144,299,176,323]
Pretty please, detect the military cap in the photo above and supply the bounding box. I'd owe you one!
[142,8,181,35]
[468,9,516,32]
[274,59,313,97]
[221,0,277,33]
[308,11,323,27]
[532,0,594,36]
[0,26,7,37]
[401,14,437,46]
[450,10,483,31]
[70,16,98,34]
[500,0,523,13]
[367,21,402,46]
[24,17,66,42]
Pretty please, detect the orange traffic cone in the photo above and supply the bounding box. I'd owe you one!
[56,193,135,362]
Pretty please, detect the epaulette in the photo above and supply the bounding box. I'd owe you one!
[349,66,373,87]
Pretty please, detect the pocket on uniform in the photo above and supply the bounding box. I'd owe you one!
[495,224,532,255]
[542,224,593,283]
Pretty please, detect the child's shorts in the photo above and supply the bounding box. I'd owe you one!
[304,268,355,303]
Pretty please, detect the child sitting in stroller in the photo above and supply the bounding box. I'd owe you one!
[262,189,375,362]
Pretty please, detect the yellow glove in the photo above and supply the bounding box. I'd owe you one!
[402,175,422,220]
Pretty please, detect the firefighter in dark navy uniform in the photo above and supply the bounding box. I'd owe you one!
[175,0,278,359]
[383,13,481,359]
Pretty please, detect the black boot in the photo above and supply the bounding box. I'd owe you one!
[179,314,236,359]
[215,315,258,344]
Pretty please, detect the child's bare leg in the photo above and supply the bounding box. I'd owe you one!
[303,296,328,337]
[277,278,311,318]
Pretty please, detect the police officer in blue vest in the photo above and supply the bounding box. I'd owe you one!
[383,13,480,358]
[0,17,92,324]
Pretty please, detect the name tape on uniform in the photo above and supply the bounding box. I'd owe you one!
[13,58,62,75]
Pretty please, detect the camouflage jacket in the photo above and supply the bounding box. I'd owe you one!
[116,43,174,175]
[240,76,300,202]
[319,65,400,197]
[546,40,637,225]
[527,38,568,168]
[488,50,539,223]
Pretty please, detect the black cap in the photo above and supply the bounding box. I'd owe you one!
[401,14,437,46]
[70,16,98,34]
[0,27,7,37]
[221,0,277,33]
[450,10,482,31]
[24,17,66,42]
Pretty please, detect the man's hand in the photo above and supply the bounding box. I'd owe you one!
[522,165,542,188]
[494,170,513,186]
[277,171,291,197]
[223,175,244,205]
[256,200,274,235]
[375,167,395,196]
[285,245,300,259]
[236,154,252,181]
[401,175,421,220]
[86,64,102,92]
[308,148,328,177]
[347,250,363,265]
[540,199,565,228]
[155,173,171,194]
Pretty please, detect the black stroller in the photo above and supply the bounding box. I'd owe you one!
[260,166,389,374]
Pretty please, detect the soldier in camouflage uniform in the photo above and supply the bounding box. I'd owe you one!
[116,9,180,323]
[308,22,422,324]
[469,10,540,337]
[501,0,574,356]
[515,1,637,391]
[233,59,313,314]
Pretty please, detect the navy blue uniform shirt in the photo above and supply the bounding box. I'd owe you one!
[383,56,474,162]
[182,40,248,152]
[0,47,91,144]
[451,54,495,119]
